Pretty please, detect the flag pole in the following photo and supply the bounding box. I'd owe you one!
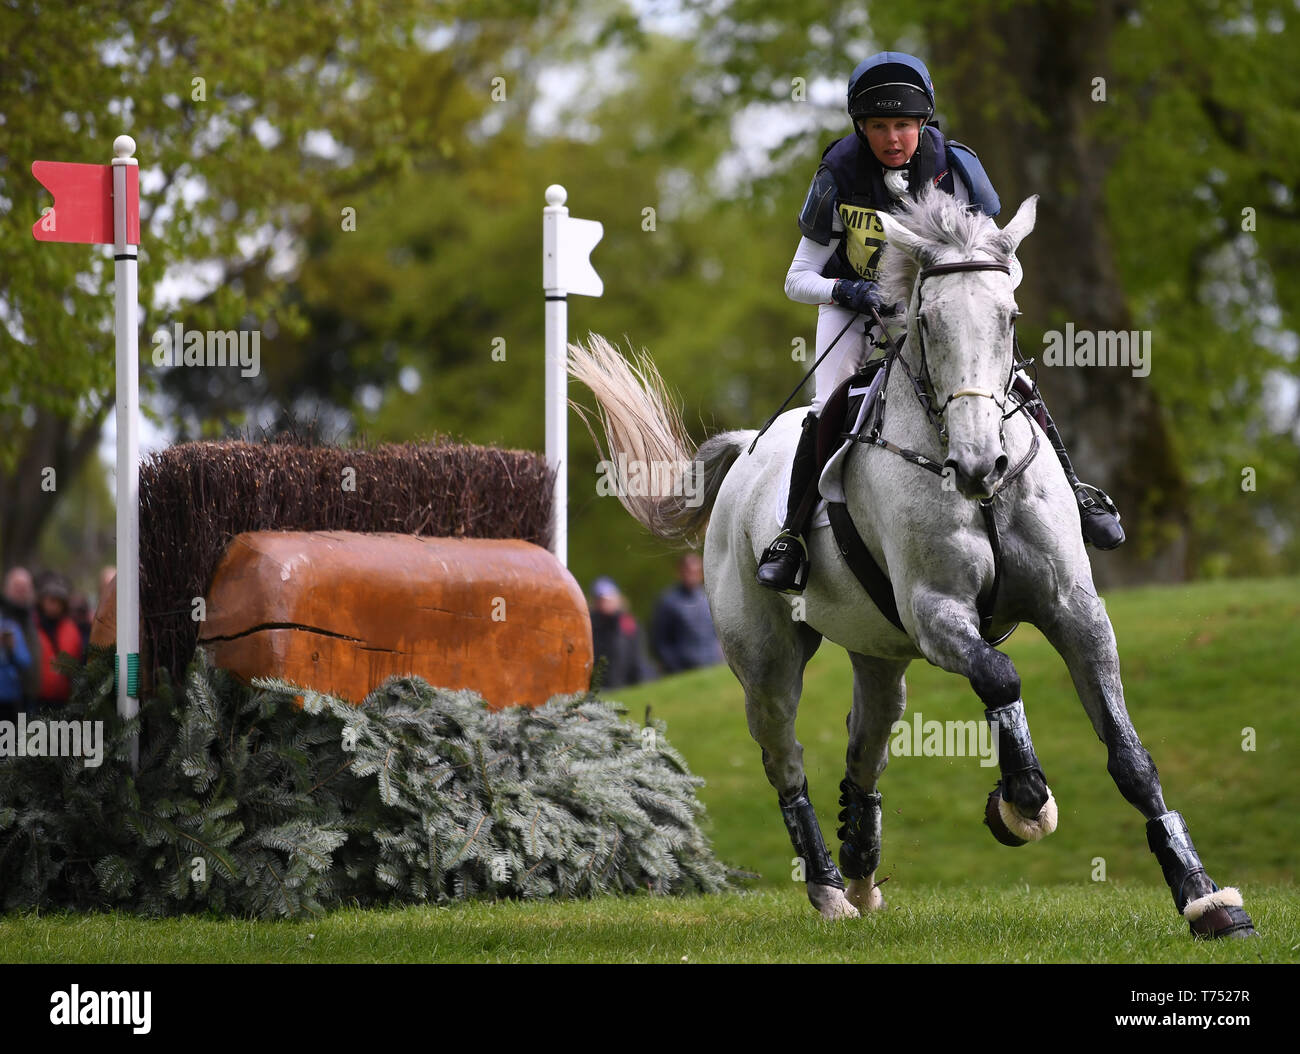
[542,184,569,566]
[112,134,140,772]
[542,184,602,569]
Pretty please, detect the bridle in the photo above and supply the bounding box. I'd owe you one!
[898,260,1015,441]
[864,258,1038,499]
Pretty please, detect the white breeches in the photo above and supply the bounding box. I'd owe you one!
[811,303,877,414]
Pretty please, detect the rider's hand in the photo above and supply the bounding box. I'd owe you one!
[832,278,884,315]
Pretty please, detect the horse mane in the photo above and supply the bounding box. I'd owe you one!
[877,190,1012,309]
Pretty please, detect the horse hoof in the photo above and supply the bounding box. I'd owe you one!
[808,883,860,920]
[846,876,886,912]
[985,780,1057,843]
[984,782,1027,846]
[1184,888,1257,939]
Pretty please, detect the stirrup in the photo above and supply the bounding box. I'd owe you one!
[757,530,810,594]
[1074,482,1120,520]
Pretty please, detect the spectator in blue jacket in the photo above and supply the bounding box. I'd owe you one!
[651,553,723,674]
[0,613,32,728]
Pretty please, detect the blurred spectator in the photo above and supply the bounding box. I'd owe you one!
[651,553,723,674]
[1,567,42,715]
[34,576,84,710]
[69,590,93,654]
[0,611,32,729]
[589,576,657,690]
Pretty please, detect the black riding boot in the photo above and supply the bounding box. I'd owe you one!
[1013,374,1125,550]
[756,410,820,594]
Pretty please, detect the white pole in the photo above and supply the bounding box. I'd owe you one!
[542,184,569,566]
[112,134,140,772]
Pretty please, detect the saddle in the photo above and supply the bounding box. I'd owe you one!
[816,357,887,468]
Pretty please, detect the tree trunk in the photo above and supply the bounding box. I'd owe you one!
[929,0,1189,586]
[0,405,108,572]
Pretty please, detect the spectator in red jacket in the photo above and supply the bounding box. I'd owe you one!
[35,576,84,710]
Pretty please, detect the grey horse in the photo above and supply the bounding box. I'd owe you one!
[567,190,1254,939]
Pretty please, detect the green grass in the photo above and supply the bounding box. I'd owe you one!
[0,575,1295,962]
[617,575,1300,893]
[1,886,1295,963]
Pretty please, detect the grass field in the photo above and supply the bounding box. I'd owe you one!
[1,575,1296,963]
[1,886,1295,963]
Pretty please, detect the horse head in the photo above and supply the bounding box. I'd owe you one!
[877,192,1038,499]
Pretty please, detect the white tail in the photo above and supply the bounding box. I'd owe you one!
[567,334,749,541]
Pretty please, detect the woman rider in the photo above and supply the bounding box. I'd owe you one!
[756,51,1125,594]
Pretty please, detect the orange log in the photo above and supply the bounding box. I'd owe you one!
[194,532,593,709]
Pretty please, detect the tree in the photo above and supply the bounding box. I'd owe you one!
[0,0,579,569]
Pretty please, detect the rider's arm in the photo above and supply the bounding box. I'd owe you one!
[784,225,841,304]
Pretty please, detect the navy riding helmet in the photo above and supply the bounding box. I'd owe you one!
[846,52,935,144]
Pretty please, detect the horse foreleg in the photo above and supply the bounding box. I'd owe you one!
[841,652,909,912]
[909,591,1055,839]
[1036,586,1256,938]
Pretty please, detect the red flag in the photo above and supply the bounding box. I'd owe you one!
[31,160,139,245]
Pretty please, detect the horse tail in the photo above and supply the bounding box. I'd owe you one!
[568,334,749,542]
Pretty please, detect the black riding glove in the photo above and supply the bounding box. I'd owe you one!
[832,278,884,315]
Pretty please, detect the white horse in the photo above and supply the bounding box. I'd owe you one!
[568,190,1254,939]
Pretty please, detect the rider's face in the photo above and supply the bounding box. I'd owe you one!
[860,117,922,168]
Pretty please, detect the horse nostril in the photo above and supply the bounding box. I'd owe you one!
[994,453,1009,477]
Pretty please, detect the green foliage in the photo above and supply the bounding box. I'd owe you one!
[0,644,730,918]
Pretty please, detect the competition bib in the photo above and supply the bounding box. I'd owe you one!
[837,203,887,281]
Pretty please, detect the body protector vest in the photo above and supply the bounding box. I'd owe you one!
[797,124,1001,283]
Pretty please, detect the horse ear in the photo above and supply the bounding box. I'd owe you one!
[876,210,929,263]
[999,195,1038,255]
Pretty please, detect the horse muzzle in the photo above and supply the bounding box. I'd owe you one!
[945,448,1009,499]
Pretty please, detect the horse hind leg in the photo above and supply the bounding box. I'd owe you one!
[1036,586,1255,939]
[732,617,858,920]
[841,652,909,912]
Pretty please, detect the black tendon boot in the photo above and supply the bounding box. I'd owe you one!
[837,777,882,880]
[1013,374,1125,550]
[1147,811,1256,938]
[756,410,820,593]
[779,778,845,889]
